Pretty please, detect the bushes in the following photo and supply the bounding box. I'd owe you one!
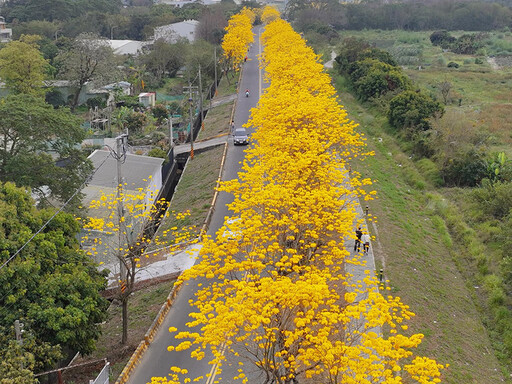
[470,180,512,219]
[388,90,444,132]
[430,30,486,54]
[438,149,488,187]
[430,30,455,48]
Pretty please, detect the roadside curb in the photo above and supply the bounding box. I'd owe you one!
[114,281,183,384]
[195,132,229,143]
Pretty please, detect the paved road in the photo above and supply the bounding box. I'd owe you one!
[127,26,264,384]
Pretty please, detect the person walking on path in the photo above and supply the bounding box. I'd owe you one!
[361,232,371,254]
[354,227,362,252]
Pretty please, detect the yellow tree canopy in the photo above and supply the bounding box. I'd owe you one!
[221,13,254,69]
[261,5,280,24]
[154,13,445,384]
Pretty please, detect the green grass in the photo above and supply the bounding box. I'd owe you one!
[152,145,225,246]
[197,101,232,140]
[332,71,506,383]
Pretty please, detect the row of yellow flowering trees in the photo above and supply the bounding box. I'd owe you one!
[221,7,255,83]
[155,7,445,384]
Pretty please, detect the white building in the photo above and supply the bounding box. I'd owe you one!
[153,20,199,43]
[108,40,149,56]
[138,92,157,107]
[0,16,12,43]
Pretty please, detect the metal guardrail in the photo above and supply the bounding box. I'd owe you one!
[90,362,110,384]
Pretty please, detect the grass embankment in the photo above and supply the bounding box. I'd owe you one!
[62,281,175,383]
[333,73,505,383]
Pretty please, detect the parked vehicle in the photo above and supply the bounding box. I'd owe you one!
[233,128,249,145]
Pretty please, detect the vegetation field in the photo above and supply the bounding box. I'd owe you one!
[333,30,512,153]
[333,73,505,383]
[322,25,512,382]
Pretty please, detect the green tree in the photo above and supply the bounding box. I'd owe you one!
[0,341,36,384]
[138,39,187,86]
[12,20,60,40]
[0,94,92,206]
[388,90,444,132]
[0,182,108,369]
[2,0,121,23]
[185,39,216,83]
[349,59,410,100]
[56,33,120,109]
[0,35,48,96]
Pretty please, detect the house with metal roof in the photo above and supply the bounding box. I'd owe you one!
[153,20,199,43]
[81,149,164,271]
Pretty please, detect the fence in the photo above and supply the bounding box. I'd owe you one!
[90,362,110,384]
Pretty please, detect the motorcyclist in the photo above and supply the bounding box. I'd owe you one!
[245,89,249,97]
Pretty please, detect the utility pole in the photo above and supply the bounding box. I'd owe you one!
[214,47,218,96]
[198,64,203,132]
[115,132,130,345]
[115,133,128,285]
[168,114,173,148]
[14,320,23,370]
[188,82,194,159]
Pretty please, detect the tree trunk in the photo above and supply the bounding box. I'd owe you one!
[122,296,128,344]
[71,83,85,111]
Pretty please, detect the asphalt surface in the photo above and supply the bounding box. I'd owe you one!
[127,26,264,384]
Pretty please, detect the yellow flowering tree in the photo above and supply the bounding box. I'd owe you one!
[151,14,445,384]
[81,179,194,344]
[221,11,254,83]
[261,5,280,24]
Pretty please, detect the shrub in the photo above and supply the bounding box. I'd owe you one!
[152,104,168,124]
[471,180,512,219]
[430,30,456,48]
[475,57,484,64]
[439,149,488,187]
[451,33,486,54]
[147,147,167,159]
[388,90,444,132]
[126,111,147,134]
[447,61,459,68]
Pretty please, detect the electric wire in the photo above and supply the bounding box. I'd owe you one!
[0,151,113,318]
[0,151,112,272]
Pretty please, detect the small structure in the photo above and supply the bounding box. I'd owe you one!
[0,16,12,43]
[107,40,149,56]
[153,20,199,43]
[138,92,157,107]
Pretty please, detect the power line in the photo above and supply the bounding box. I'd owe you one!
[0,152,112,273]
